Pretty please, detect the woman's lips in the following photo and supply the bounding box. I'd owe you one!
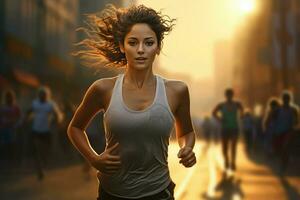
[135,57,147,63]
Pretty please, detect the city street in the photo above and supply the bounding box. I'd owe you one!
[1,141,300,200]
[2,1,300,200]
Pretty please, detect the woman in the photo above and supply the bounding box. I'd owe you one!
[68,4,196,200]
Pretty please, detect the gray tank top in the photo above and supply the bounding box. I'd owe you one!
[100,73,175,198]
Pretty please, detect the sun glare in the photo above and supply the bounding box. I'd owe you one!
[136,0,257,80]
[238,0,255,14]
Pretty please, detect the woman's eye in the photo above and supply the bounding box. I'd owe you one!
[145,41,154,46]
[128,41,136,46]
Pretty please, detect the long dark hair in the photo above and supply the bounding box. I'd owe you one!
[74,4,176,68]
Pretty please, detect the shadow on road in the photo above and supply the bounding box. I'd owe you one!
[245,140,300,200]
[202,176,244,200]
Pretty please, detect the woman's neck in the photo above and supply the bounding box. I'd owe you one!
[124,67,155,89]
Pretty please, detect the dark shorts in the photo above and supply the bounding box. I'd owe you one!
[97,181,176,200]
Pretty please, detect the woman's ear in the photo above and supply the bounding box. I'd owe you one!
[119,42,125,53]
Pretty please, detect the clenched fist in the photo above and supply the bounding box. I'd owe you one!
[177,146,196,168]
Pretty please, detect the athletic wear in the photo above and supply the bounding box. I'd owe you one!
[220,102,240,130]
[100,74,175,198]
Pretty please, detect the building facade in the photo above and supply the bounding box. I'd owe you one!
[1,0,79,107]
[231,0,300,111]
[0,0,125,107]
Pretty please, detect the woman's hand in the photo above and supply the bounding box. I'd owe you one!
[90,143,122,175]
[177,146,196,168]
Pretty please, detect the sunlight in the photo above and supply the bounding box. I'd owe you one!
[207,144,218,197]
[233,193,242,200]
[204,143,226,198]
[134,0,258,81]
[237,0,256,14]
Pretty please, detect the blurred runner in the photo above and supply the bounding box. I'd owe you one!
[213,88,244,174]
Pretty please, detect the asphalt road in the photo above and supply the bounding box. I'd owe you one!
[1,141,300,200]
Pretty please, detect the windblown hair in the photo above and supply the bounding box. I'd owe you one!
[74,4,176,68]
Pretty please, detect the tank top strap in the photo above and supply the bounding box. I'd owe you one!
[155,76,174,118]
[154,75,165,104]
[115,73,125,99]
[107,73,124,109]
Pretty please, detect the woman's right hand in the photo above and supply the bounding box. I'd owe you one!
[90,143,122,175]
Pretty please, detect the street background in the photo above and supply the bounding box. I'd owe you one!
[1,0,300,199]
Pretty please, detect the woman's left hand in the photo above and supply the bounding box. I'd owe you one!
[177,146,196,168]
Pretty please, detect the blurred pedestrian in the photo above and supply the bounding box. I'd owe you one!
[241,109,255,153]
[25,86,63,180]
[273,91,299,171]
[0,89,21,163]
[202,115,212,141]
[212,88,244,173]
[68,4,196,199]
[263,97,280,156]
[252,105,264,150]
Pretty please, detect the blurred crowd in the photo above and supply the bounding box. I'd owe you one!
[199,89,300,174]
[1,86,299,181]
[0,86,105,180]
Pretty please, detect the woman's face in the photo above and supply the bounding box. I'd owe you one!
[120,23,160,71]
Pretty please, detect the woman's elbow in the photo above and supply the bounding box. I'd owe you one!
[67,122,80,139]
[67,123,74,139]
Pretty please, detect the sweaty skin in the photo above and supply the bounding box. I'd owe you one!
[67,23,196,175]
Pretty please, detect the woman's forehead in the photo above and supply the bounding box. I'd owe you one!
[125,23,156,39]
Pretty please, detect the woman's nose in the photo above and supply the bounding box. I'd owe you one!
[137,43,144,54]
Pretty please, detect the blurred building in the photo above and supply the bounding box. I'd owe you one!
[0,0,126,108]
[231,0,300,110]
[0,1,5,87]
[0,0,79,107]
[213,40,234,101]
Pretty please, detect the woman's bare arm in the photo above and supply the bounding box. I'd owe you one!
[67,80,104,162]
[212,103,221,121]
[173,81,196,168]
[67,79,121,174]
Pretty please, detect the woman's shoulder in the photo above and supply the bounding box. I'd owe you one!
[161,77,189,97]
[91,75,119,93]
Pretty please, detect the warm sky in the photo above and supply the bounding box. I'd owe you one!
[136,0,257,80]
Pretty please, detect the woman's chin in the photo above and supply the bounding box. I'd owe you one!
[132,63,150,70]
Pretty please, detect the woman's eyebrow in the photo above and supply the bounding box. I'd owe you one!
[127,37,155,40]
[127,37,138,40]
[144,37,154,40]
